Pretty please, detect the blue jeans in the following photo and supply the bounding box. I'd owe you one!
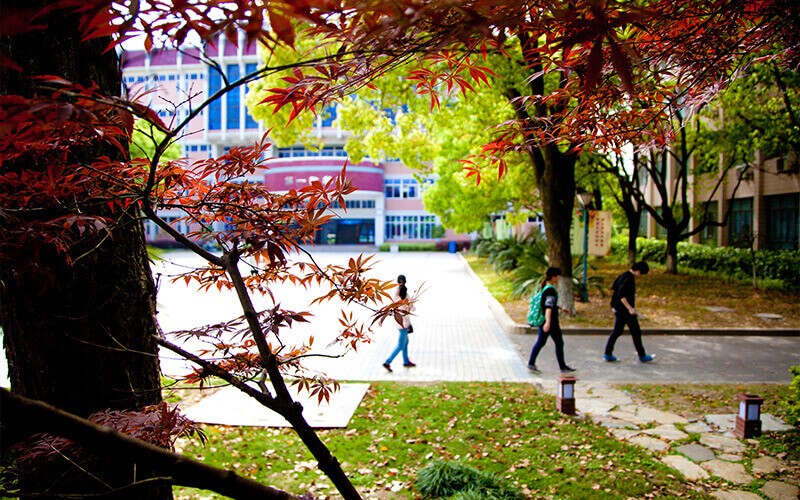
[385,328,410,365]
[527,325,568,370]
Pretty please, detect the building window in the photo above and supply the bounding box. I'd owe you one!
[637,210,649,237]
[322,105,337,127]
[226,64,240,129]
[245,63,259,129]
[385,214,439,240]
[208,69,222,130]
[144,216,188,240]
[729,197,753,248]
[766,193,799,250]
[276,145,348,158]
[699,201,718,246]
[330,199,377,209]
[184,144,212,158]
[385,178,420,198]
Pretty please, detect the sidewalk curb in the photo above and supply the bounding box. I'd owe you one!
[458,254,800,338]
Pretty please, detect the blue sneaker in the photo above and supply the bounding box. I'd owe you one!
[527,364,541,373]
[603,354,618,362]
[639,354,655,363]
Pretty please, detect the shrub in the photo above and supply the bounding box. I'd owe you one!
[379,242,438,251]
[610,236,799,288]
[415,461,523,500]
[784,366,800,427]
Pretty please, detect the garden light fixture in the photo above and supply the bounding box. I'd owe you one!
[556,375,578,415]
[734,393,764,438]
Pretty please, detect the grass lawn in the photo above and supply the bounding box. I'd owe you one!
[175,382,714,499]
[465,254,800,329]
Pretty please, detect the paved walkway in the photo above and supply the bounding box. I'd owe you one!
[155,249,799,384]
[155,250,531,382]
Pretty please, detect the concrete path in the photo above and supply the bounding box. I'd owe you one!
[155,250,531,383]
[154,249,799,384]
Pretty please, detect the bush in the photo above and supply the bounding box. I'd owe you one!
[610,236,799,288]
[784,366,800,427]
[415,461,523,500]
[379,242,438,252]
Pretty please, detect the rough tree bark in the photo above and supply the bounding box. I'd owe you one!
[0,1,168,498]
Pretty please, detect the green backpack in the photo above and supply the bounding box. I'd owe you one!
[527,284,555,326]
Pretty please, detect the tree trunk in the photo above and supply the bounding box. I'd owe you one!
[627,216,641,266]
[535,150,577,310]
[665,233,679,274]
[0,2,168,498]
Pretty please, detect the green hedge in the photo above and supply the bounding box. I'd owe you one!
[610,236,799,288]
[379,242,438,252]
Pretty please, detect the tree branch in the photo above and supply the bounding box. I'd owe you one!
[1,388,300,500]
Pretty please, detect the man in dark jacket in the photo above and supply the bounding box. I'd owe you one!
[603,261,655,363]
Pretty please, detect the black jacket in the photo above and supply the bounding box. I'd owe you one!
[610,271,636,312]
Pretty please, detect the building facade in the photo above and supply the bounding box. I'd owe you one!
[639,151,799,250]
[121,36,466,247]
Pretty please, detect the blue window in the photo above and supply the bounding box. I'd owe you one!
[385,179,402,198]
[385,215,438,240]
[322,105,337,127]
[244,63,259,129]
[226,64,240,129]
[729,197,753,248]
[208,69,222,130]
[385,178,420,198]
[766,194,799,250]
[699,201,718,246]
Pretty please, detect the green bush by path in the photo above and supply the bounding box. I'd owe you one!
[415,460,522,499]
[784,366,800,427]
[610,236,799,289]
[379,242,438,251]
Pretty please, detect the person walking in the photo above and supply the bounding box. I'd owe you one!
[604,261,655,363]
[383,274,416,372]
[527,267,575,373]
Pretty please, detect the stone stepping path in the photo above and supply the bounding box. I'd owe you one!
[539,381,800,499]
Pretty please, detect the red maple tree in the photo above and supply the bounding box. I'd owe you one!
[1,1,796,498]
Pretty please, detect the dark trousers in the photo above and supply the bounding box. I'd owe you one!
[605,310,646,357]
[528,326,568,370]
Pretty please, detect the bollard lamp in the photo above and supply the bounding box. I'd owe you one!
[556,375,578,415]
[734,393,764,438]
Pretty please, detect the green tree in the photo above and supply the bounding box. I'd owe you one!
[130,119,182,162]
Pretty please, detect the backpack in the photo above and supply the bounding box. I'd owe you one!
[527,284,555,326]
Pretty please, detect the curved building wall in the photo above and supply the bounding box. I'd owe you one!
[263,159,384,193]
[122,38,469,248]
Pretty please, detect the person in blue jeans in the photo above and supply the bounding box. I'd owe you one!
[527,267,575,373]
[383,274,416,372]
[604,261,655,363]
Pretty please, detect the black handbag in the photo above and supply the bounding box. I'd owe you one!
[407,323,414,333]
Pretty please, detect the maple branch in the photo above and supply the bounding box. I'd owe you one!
[155,337,279,408]
[1,389,300,499]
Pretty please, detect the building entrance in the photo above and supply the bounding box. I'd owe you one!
[315,219,375,245]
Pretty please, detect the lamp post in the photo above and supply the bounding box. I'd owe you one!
[576,192,594,302]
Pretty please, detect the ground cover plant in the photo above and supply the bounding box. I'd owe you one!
[175,382,712,499]
[466,255,800,329]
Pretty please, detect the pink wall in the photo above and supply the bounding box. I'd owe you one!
[263,160,384,192]
[385,198,425,210]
